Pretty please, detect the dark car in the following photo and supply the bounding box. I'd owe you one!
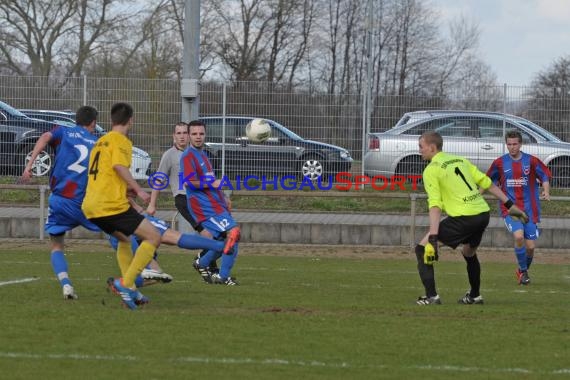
[20,109,152,179]
[199,116,353,181]
[0,100,58,175]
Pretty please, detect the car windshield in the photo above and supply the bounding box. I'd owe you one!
[272,120,303,139]
[0,101,27,117]
[515,120,561,142]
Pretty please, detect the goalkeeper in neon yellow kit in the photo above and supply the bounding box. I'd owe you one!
[415,131,528,305]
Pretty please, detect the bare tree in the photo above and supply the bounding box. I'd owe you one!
[0,0,131,77]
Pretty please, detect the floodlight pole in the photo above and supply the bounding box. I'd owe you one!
[181,0,200,122]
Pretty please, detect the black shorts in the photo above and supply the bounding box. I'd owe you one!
[89,207,145,236]
[438,212,490,249]
[174,194,203,232]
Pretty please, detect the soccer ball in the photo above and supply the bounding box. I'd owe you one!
[245,118,271,143]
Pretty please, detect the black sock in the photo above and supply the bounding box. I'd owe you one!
[463,254,481,298]
[415,244,437,297]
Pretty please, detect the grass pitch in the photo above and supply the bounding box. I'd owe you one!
[0,243,568,380]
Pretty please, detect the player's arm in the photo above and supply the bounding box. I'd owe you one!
[541,181,551,201]
[20,131,52,181]
[535,157,551,201]
[114,164,150,203]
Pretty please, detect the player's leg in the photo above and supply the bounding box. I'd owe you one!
[45,195,81,299]
[414,231,439,304]
[522,222,539,283]
[215,242,239,285]
[48,234,77,300]
[123,218,161,289]
[201,215,241,285]
[456,213,489,304]
[504,216,529,284]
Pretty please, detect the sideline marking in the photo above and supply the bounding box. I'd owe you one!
[0,351,568,375]
[0,277,39,287]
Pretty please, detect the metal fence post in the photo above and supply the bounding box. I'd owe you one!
[39,185,47,240]
[409,193,417,249]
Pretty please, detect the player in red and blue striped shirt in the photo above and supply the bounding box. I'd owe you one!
[180,120,241,285]
[486,130,551,285]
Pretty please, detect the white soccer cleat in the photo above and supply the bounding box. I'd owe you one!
[141,268,173,283]
[62,284,78,300]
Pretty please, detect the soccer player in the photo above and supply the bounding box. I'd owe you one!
[180,120,241,285]
[20,106,100,300]
[415,131,528,305]
[486,130,551,285]
[146,121,219,277]
[82,102,163,310]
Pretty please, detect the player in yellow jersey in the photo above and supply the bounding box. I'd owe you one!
[415,131,528,306]
[82,102,161,310]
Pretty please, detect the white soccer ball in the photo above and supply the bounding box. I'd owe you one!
[245,118,272,143]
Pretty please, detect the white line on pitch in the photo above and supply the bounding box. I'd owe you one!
[0,351,568,375]
[0,277,39,287]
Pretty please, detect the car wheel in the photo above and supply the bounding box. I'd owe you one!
[24,148,53,177]
[549,157,570,188]
[395,155,426,179]
[300,155,324,182]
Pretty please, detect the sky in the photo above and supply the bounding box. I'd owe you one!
[433,0,570,85]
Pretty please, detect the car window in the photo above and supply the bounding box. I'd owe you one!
[434,118,477,137]
[477,118,536,143]
[202,118,239,143]
[403,117,477,137]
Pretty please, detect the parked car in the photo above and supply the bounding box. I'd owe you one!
[199,116,353,181]
[19,109,152,179]
[364,110,570,187]
[0,100,61,175]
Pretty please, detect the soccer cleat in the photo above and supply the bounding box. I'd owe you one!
[106,277,119,295]
[458,292,484,305]
[62,284,78,300]
[223,227,241,254]
[193,258,213,284]
[416,295,441,305]
[211,273,239,286]
[112,278,138,310]
[141,268,173,283]
[516,269,531,285]
[133,290,150,306]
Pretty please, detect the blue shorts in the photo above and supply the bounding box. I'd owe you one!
[46,195,100,236]
[201,212,238,240]
[504,216,539,240]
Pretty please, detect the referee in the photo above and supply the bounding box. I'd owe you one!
[415,131,528,305]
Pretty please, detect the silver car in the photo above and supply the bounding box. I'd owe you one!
[363,110,570,187]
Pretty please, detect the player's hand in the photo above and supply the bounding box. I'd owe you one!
[541,190,550,201]
[146,205,156,215]
[19,167,33,184]
[424,234,439,265]
[126,187,137,199]
[137,189,151,204]
[507,204,529,223]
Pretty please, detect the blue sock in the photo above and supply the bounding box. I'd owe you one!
[526,255,533,269]
[135,276,144,288]
[515,246,527,271]
[220,244,239,279]
[178,234,224,252]
[51,251,71,287]
[199,249,222,268]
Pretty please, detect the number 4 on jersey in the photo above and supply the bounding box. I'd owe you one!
[89,151,100,180]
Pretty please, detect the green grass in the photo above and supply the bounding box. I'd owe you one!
[0,245,568,379]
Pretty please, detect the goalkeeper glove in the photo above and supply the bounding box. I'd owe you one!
[504,200,529,223]
[424,234,439,265]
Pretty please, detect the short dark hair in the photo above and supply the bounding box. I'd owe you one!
[505,130,522,143]
[420,131,443,150]
[174,122,188,132]
[76,106,98,126]
[187,119,205,128]
[110,102,133,126]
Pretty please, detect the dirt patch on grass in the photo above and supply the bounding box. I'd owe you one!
[1,239,568,265]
